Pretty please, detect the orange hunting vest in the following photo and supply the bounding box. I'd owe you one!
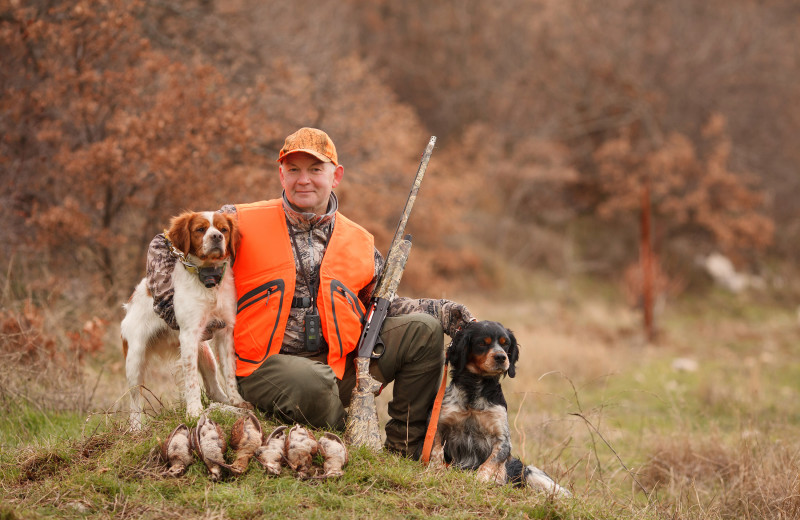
[232,199,375,379]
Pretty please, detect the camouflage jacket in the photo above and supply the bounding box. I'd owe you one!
[145,193,475,356]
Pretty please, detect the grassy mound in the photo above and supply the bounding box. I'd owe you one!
[0,406,584,519]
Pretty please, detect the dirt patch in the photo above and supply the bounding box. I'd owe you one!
[19,452,70,482]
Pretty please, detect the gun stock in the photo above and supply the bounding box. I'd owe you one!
[343,137,436,450]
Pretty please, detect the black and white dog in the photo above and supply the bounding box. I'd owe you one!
[429,320,570,496]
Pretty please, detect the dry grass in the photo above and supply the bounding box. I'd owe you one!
[638,432,800,518]
[0,303,97,424]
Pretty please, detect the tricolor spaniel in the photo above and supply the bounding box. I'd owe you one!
[121,211,249,428]
[429,320,571,497]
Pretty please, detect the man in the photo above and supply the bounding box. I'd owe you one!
[146,127,475,457]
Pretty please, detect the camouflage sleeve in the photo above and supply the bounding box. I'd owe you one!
[357,247,384,307]
[220,204,237,215]
[146,233,179,330]
[388,297,477,338]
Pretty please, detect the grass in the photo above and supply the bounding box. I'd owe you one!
[0,406,589,519]
[0,406,87,450]
[3,274,800,519]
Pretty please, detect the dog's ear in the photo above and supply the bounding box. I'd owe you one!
[225,213,240,260]
[506,329,519,378]
[447,326,472,374]
[167,212,193,255]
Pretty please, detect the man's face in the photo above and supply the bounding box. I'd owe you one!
[279,152,344,215]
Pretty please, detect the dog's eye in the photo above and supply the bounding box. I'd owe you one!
[483,337,492,345]
[218,227,229,233]
[195,227,207,233]
[499,337,507,345]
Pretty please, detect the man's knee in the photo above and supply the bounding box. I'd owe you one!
[407,313,444,362]
[238,355,345,429]
[378,313,444,381]
[409,312,443,337]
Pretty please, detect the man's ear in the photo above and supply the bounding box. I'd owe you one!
[332,164,344,188]
[278,163,287,189]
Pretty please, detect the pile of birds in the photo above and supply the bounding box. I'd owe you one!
[160,412,348,481]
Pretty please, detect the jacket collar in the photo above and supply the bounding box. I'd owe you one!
[282,191,337,231]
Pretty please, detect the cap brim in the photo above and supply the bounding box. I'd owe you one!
[277,149,335,165]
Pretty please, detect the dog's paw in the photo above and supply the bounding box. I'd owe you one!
[476,461,507,485]
[233,400,255,411]
[205,402,249,416]
[428,446,446,468]
[524,465,572,497]
[185,402,204,418]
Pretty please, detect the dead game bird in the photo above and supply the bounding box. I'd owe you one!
[284,425,318,478]
[255,425,287,475]
[191,414,233,481]
[228,412,263,475]
[318,432,348,478]
[161,423,194,477]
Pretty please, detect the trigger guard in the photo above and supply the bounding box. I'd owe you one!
[370,336,385,359]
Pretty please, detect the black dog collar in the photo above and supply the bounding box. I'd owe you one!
[197,265,226,288]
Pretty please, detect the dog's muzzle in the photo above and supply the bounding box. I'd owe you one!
[491,348,510,372]
[204,232,226,258]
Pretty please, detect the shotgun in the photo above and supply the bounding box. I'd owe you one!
[343,136,437,450]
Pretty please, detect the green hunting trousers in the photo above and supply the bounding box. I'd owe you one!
[237,313,445,457]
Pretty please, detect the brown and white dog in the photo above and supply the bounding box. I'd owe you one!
[429,320,571,497]
[121,211,248,428]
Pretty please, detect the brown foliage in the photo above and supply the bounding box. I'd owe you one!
[347,0,784,280]
[1,301,57,364]
[2,0,461,302]
[2,0,273,295]
[0,300,95,412]
[594,114,774,261]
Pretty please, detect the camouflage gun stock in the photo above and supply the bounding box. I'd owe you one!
[343,136,437,450]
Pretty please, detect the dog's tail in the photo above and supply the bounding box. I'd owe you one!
[507,458,572,497]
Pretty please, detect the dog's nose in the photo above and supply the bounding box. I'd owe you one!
[493,353,508,363]
[209,232,223,243]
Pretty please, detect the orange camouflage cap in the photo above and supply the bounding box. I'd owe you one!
[277,127,338,166]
